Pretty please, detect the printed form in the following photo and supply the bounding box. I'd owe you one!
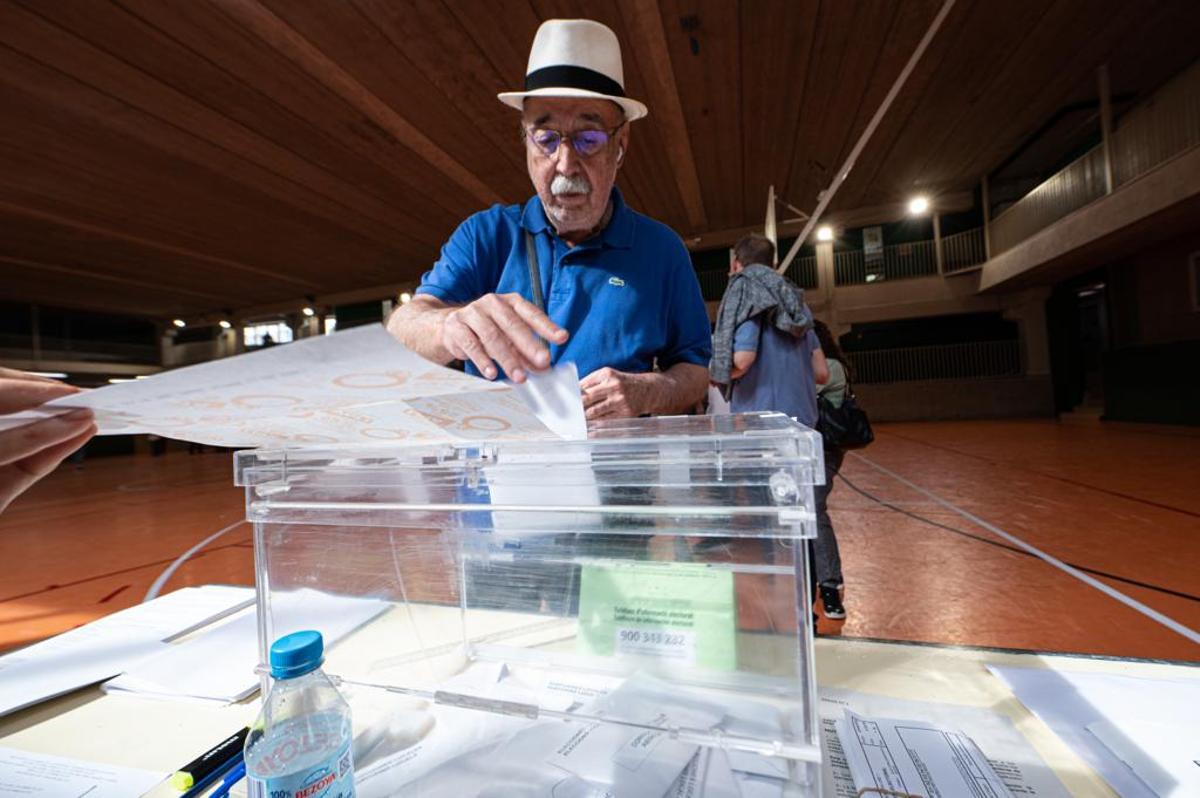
[836,709,1012,798]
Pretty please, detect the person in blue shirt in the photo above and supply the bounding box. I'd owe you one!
[386,19,711,420]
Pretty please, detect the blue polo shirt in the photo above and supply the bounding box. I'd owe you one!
[415,188,712,379]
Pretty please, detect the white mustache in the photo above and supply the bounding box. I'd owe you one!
[551,174,591,196]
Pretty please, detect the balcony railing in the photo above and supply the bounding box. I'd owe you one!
[849,339,1021,384]
[0,334,159,364]
[990,147,1108,255]
[785,256,818,290]
[1111,59,1200,185]
[695,269,729,302]
[834,239,939,285]
[990,59,1200,256]
[695,256,817,302]
[941,227,987,273]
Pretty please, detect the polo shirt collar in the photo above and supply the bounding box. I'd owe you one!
[521,187,635,250]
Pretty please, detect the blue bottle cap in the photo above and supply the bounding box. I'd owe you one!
[269,630,324,679]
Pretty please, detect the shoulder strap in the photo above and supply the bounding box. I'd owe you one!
[524,230,545,312]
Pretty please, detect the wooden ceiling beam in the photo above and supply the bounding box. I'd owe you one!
[215,0,503,208]
[0,200,320,290]
[0,3,439,249]
[104,0,473,227]
[0,255,233,304]
[619,0,707,232]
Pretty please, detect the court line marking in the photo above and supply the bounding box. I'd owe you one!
[878,429,1200,519]
[837,472,1200,603]
[143,520,247,601]
[851,452,1200,647]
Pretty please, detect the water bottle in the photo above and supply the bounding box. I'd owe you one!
[245,630,355,798]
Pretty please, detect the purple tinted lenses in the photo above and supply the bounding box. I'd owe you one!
[531,129,610,156]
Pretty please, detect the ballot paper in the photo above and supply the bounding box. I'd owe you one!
[1086,718,1200,798]
[820,688,1068,798]
[0,747,165,798]
[988,665,1200,798]
[836,709,1012,798]
[0,324,587,447]
[356,663,624,797]
[667,748,741,798]
[360,665,802,798]
[103,588,388,703]
[0,585,254,717]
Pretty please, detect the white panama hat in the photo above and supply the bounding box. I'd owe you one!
[498,19,648,121]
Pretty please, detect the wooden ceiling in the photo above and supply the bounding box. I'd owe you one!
[1,0,1197,318]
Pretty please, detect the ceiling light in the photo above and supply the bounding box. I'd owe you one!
[302,306,316,317]
[219,320,232,329]
[907,195,930,215]
[108,378,135,384]
[400,292,412,304]
[30,371,68,379]
[816,225,834,242]
[172,318,186,328]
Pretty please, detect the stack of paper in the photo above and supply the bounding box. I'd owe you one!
[357,667,797,798]
[0,324,587,447]
[0,585,253,717]
[835,709,1012,797]
[819,688,1070,797]
[104,588,389,703]
[989,665,1200,798]
[0,747,165,798]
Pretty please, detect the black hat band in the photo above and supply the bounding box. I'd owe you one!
[524,65,625,98]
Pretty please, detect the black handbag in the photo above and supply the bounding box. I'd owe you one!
[817,388,874,450]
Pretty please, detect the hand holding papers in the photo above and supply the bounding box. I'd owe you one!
[0,367,96,511]
[0,325,588,447]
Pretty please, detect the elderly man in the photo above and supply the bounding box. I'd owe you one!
[387,19,710,420]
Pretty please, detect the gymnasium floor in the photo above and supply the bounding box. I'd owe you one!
[3,419,1197,662]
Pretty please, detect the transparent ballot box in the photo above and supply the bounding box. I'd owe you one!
[236,412,825,796]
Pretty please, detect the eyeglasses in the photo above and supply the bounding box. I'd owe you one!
[524,123,625,158]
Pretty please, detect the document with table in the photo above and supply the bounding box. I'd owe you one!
[0,745,165,797]
[835,708,1012,797]
[819,688,1070,798]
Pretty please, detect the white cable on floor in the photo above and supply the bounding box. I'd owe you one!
[143,519,246,602]
[850,452,1200,647]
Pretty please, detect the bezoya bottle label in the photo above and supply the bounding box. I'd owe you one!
[248,739,354,798]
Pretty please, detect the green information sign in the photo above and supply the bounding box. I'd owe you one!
[577,561,737,671]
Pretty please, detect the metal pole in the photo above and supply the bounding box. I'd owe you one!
[933,212,944,274]
[30,304,41,365]
[1098,64,1115,193]
[778,0,958,273]
[765,184,778,266]
[981,174,992,260]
